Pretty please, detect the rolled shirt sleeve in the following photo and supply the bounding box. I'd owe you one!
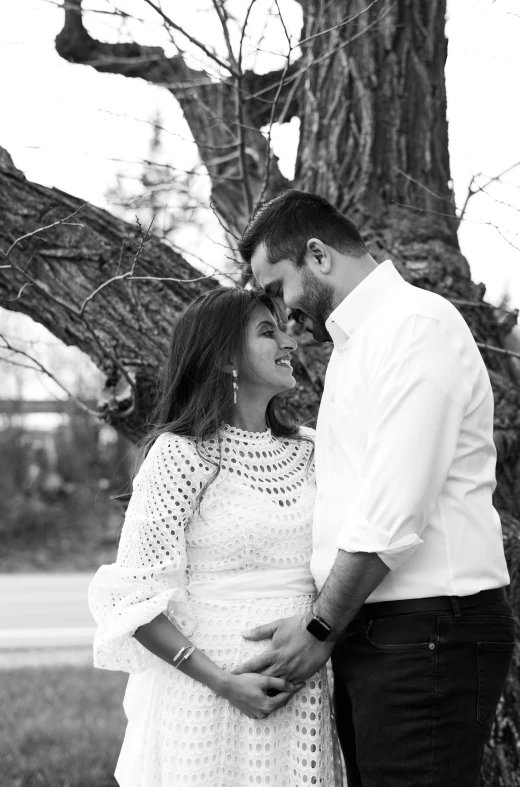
[88,433,206,673]
[336,313,474,570]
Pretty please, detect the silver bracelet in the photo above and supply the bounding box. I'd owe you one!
[172,645,189,664]
[176,645,196,668]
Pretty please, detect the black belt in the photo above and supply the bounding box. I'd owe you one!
[352,587,506,623]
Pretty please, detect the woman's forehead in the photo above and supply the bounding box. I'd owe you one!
[252,302,277,325]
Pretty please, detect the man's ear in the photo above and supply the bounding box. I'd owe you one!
[305,238,332,274]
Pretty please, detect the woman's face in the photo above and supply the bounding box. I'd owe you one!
[237,303,298,396]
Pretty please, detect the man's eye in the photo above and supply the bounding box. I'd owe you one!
[289,310,304,325]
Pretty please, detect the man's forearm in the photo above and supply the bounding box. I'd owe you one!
[313,550,389,632]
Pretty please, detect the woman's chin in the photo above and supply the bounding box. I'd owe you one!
[276,375,297,393]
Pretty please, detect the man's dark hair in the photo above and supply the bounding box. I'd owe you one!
[238,189,367,267]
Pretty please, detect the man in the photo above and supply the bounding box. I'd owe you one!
[234,189,514,786]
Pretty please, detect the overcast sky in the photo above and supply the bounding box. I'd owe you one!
[1,0,519,398]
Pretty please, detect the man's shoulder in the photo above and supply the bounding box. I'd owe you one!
[376,282,467,334]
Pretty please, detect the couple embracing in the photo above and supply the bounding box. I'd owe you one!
[89,190,514,787]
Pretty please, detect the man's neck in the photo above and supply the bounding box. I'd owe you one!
[330,253,378,311]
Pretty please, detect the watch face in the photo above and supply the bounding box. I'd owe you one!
[306,617,329,642]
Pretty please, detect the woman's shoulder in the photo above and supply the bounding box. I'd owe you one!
[147,431,197,460]
[138,432,212,480]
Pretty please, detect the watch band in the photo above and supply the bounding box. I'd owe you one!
[305,609,342,642]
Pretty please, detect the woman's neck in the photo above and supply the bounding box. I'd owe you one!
[228,398,269,433]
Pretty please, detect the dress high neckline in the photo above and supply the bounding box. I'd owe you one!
[221,423,273,441]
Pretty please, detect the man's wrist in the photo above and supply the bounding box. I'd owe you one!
[305,608,343,642]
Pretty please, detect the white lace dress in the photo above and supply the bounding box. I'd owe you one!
[88,425,341,787]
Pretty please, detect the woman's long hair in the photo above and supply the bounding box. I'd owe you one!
[134,286,310,508]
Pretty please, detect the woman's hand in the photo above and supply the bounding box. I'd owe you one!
[220,672,305,719]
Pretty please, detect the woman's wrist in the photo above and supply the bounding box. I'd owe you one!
[210,669,233,699]
[181,651,232,699]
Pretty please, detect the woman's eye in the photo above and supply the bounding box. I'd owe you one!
[264,330,274,336]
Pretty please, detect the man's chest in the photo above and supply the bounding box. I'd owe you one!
[316,342,371,465]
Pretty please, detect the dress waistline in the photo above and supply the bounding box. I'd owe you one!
[187,566,316,601]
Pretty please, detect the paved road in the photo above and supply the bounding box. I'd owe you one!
[0,572,97,649]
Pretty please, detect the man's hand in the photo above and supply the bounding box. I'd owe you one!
[232,614,334,683]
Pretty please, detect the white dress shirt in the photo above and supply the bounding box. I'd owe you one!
[311,260,510,602]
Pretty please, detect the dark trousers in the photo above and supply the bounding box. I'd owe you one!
[331,596,515,787]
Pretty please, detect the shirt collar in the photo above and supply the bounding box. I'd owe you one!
[326,260,404,348]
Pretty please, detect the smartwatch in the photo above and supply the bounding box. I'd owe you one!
[305,609,342,642]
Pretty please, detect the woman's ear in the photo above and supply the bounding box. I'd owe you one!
[222,360,235,375]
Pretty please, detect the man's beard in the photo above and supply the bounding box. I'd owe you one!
[297,266,334,343]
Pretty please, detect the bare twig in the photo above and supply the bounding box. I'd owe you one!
[235,80,253,217]
[449,298,519,317]
[143,0,239,77]
[458,161,520,225]
[212,0,239,73]
[292,5,395,81]
[239,0,258,72]
[79,216,155,313]
[298,0,382,49]
[246,2,393,104]
[257,1,291,205]
[1,282,32,302]
[81,316,137,414]
[477,342,520,362]
[96,111,239,151]
[126,273,218,283]
[6,260,82,318]
[395,167,456,207]
[0,335,103,418]
[2,206,86,259]
[391,200,520,249]
[209,200,241,242]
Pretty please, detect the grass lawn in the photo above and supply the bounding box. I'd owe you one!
[0,664,128,787]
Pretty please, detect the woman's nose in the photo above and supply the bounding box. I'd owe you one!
[281,332,298,351]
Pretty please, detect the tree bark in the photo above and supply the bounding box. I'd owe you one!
[0,148,215,440]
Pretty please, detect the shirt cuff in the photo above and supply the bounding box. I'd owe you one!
[336,516,424,571]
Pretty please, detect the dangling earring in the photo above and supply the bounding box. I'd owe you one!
[232,369,239,404]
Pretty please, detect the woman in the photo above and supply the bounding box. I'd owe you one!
[88,287,341,786]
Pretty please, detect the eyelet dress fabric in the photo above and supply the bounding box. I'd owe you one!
[88,425,341,787]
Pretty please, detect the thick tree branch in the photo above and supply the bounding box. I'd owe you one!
[0,147,216,440]
[55,0,296,237]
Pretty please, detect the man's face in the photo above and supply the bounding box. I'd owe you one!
[251,243,333,343]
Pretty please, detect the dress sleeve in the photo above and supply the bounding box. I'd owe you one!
[88,432,208,673]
